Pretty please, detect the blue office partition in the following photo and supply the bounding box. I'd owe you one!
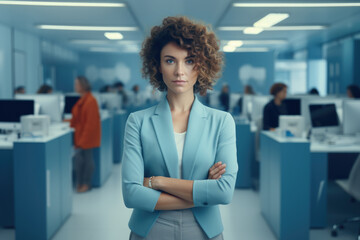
[0,149,14,227]
[235,123,255,188]
[13,131,72,240]
[92,116,113,187]
[113,111,127,164]
[260,132,311,240]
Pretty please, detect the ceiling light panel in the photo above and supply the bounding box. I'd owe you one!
[243,27,264,34]
[227,40,244,47]
[37,25,138,31]
[218,26,325,31]
[233,3,360,7]
[104,32,124,40]
[254,13,289,28]
[223,45,237,52]
[0,1,125,7]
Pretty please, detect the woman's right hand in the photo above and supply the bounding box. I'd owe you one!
[208,161,226,180]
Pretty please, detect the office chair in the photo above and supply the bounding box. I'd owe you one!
[331,154,360,239]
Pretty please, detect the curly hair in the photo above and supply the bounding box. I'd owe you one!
[140,16,223,96]
[270,83,287,96]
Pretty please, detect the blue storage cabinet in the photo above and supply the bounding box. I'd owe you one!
[113,110,127,164]
[13,131,72,240]
[92,116,113,187]
[0,148,14,227]
[260,132,311,240]
[235,123,255,188]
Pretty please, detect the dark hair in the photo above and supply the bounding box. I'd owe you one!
[270,83,287,96]
[244,85,255,95]
[113,81,124,88]
[76,76,91,92]
[309,88,319,95]
[140,16,223,96]
[37,84,53,94]
[347,84,360,99]
[14,86,25,94]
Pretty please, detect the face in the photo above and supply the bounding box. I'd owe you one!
[74,79,83,94]
[347,89,354,98]
[277,87,287,100]
[159,42,198,96]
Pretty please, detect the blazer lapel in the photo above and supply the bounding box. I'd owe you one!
[151,96,179,178]
[182,96,207,180]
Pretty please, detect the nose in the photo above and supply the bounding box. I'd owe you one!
[175,62,184,77]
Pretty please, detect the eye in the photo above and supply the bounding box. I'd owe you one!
[186,59,194,64]
[165,59,174,64]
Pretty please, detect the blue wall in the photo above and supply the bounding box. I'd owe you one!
[77,52,148,92]
[218,52,275,95]
[0,24,12,99]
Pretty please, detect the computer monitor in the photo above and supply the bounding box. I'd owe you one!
[309,104,339,128]
[279,115,305,138]
[64,96,81,114]
[241,95,253,119]
[283,98,301,115]
[0,100,34,129]
[343,100,360,135]
[301,96,343,129]
[15,94,62,122]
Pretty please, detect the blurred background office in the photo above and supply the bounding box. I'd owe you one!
[1,1,360,240]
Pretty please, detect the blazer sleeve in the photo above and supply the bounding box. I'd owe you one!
[122,113,161,212]
[192,113,238,207]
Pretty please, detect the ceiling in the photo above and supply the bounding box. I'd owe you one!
[1,0,360,54]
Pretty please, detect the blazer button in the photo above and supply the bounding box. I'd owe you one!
[203,202,208,205]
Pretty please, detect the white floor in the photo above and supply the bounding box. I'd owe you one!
[1,164,359,240]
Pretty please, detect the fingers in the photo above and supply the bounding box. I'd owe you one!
[208,162,226,179]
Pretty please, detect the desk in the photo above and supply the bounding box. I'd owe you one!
[235,122,255,188]
[310,142,360,228]
[112,110,127,164]
[13,129,73,240]
[92,115,113,187]
[260,132,310,240]
[0,143,14,227]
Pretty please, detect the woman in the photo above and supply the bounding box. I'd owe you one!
[122,17,238,240]
[347,84,360,99]
[263,83,287,131]
[70,76,101,193]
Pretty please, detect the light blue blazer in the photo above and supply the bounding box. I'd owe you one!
[122,95,238,238]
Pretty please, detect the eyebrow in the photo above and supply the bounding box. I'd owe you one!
[164,55,195,59]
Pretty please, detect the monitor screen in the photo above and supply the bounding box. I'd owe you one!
[0,100,34,122]
[283,98,301,115]
[343,100,360,135]
[309,104,339,128]
[64,96,80,114]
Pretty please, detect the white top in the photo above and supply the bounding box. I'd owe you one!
[174,131,186,178]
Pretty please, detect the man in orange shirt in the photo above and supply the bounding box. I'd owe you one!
[70,76,101,193]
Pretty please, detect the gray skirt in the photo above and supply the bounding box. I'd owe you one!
[129,209,224,240]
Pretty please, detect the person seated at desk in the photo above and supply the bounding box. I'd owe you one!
[347,84,360,99]
[37,84,53,94]
[263,83,287,131]
[14,86,25,95]
[70,76,101,193]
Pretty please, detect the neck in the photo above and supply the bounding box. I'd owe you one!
[166,91,195,112]
[274,97,282,105]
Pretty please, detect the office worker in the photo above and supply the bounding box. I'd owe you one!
[70,76,101,193]
[14,86,25,95]
[37,84,53,94]
[347,84,360,99]
[122,16,238,240]
[263,83,288,131]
